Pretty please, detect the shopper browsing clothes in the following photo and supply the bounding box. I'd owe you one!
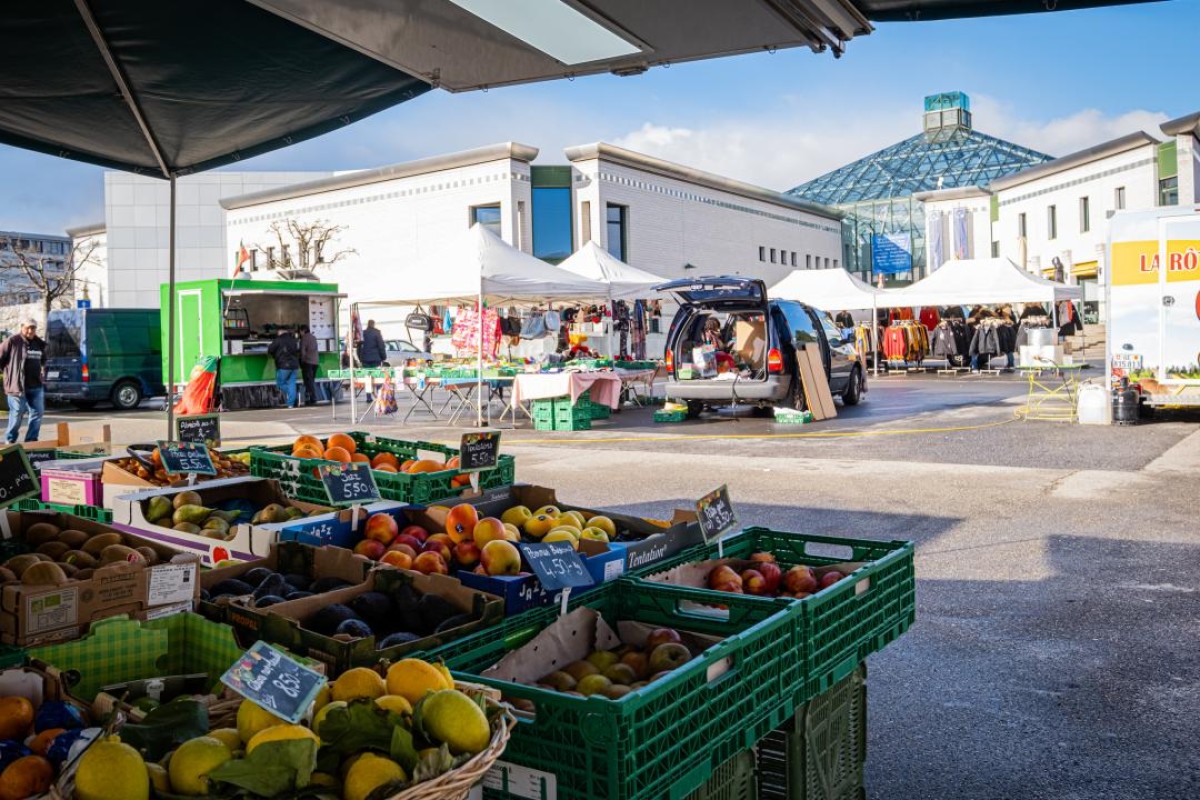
[268,327,300,408]
[0,319,46,443]
[299,325,320,406]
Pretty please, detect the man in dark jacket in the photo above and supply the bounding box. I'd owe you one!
[299,325,320,406]
[0,319,47,443]
[267,328,300,408]
[360,320,386,368]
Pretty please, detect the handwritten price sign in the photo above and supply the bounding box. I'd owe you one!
[519,541,595,591]
[219,641,326,724]
[696,484,738,544]
[318,462,381,505]
[157,441,217,476]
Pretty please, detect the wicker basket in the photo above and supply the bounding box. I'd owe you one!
[386,707,514,800]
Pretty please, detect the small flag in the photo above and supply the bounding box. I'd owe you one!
[234,241,251,277]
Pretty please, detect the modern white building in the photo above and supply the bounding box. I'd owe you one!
[918,110,1200,322]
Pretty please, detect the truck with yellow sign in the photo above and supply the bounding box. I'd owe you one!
[1107,206,1200,406]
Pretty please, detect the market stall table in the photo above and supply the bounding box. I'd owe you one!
[504,371,622,428]
[1017,362,1087,421]
[615,366,661,406]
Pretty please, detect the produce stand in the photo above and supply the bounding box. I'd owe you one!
[161,278,345,410]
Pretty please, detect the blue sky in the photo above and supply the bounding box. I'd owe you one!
[2,1,1194,235]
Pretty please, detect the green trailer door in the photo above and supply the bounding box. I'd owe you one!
[175,290,203,386]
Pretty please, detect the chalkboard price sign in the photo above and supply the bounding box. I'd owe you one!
[23,449,57,474]
[175,413,221,447]
[0,446,39,508]
[319,462,381,505]
[696,484,738,544]
[459,431,501,472]
[220,641,327,724]
[519,541,595,591]
[157,441,217,476]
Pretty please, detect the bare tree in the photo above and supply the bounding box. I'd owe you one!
[0,236,100,328]
[258,219,356,278]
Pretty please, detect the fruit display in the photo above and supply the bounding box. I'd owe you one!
[140,490,332,543]
[706,552,845,599]
[0,691,97,800]
[62,658,504,800]
[288,434,474,490]
[531,627,694,702]
[0,519,182,585]
[108,447,250,487]
[202,563,356,608]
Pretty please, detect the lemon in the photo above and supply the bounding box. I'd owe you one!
[146,762,171,794]
[75,736,149,800]
[313,700,347,739]
[311,682,333,716]
[386,659,453,705]
[332,667,386,702]
[375,695,414,716]
[310,771,339,789]
[207,728,242,753]
[236,700,287,744]
[343,753,406,800]
[246,723,319,755]
[419,689,491,755]
[168,736,232,796]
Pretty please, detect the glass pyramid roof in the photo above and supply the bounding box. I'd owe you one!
[789,124,1052,205]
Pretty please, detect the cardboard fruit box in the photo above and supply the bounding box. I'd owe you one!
[107,476,373,566]
[273,501,411,555]
[99,447,252,508]
[224,568,502,676]
[197,540,376,623]
[0,510,202,647]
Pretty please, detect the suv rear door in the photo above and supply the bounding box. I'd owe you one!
[658,277,771,384]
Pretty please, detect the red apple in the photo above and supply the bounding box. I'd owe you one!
[741,569,767,596]
[400,525,429,543]
[784,565,818,594]
[648,642,692,672]
[394,534,423,553]
[363,512,399,545]
[379,550,413,570]
[644,628,682,651]
[819,571,842,590]
[480,539,521,576]
[707,565,740,590]
[454,539,482,568]
[386,542,417,559]
[423,533,454,562]
[412,550,448,575]
[353,539,386,560]
[620,651,649,679]
[756,561,783,595]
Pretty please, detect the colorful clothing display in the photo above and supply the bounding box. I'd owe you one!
[451,306,502,358]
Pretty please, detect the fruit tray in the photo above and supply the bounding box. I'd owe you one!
[425,578,804,800]
[250,433,516,506]
[629,527,914,698]
[757,664,867,800]
[11,499,112,524]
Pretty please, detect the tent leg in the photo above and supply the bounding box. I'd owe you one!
[165,176,177,438]
[476,287,483,428]
[349,303,357,423]
[872,297,879,378]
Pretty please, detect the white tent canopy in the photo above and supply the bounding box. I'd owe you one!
[382,223,609,304]
[769,268,883,311]
[557,242,666,300]
[886,257,1081,307]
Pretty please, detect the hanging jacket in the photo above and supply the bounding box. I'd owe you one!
[929,324,958,357]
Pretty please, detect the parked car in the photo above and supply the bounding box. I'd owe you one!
[657,276,863,416]
[383,338,432,365]
[44,308,165,410]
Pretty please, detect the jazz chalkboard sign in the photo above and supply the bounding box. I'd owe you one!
[23,449,58,474]
[319,462,381,505]
[220,641,326,725]
[519,541,595,591]
[175,413,221,447]
[157,441,217,476]
[0,446,38,508]
[459,431,501,472]
[697,484,739,544]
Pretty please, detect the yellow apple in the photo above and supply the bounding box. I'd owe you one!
[501,505,532,527]
[586,515,617,538]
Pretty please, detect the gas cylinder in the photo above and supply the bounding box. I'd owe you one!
[1112,379,1140,426]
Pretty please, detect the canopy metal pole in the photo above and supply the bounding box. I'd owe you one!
[872,293,879,378]
[476,283,484,428]
[165,176,177,438]
[349,302,358,423]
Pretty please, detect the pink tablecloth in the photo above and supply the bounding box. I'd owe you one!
[512,371,622,409]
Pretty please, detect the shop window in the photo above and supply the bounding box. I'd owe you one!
[1115,186,1126,210]
[1159,176,1179,207]
[1047,206,1057,240]
[606,204,628,261]
[470,204,502,237]
[1080,197,1090,233]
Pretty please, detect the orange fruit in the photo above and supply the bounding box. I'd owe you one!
[371,452,400,470]
[446,456,460,469]
[294,434,324,451]
[326,433,357,455]
[400,460,416,472]
[351,453,371,464]
[407,459,446,474]
[324,446,352,463]
[374,463,398,473]
[0,697,34,740]
[292,444,324,460]
[28,728,65,756]
[0,755,53,799]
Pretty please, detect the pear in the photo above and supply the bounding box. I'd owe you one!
[252,504,285,525]
[173,490,203,510]
[145,496,173,524]
[173,505,211,525]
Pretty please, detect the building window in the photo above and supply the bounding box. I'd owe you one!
[1159,176,1179,206]
[806,254,812,269]
[470,204,502,237]
[825,258,830,269]
[1115,186,1126,210]
[580,201,592,243]
[833,259,839,270]
[1047,206,1057,240]
[266,246,275,268]
[605,204,628,261]
[790,252,797,267]
[1080,197,1090,233]
[1018,213,1027,239]
[770,248,776,264]
[759,246,766,262]
[991,241,1000,257]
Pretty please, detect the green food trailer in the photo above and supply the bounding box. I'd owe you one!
[161,278,344,409]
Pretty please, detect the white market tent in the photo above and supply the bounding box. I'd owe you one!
[558,241,666,300]
[887,257,1081,307]
[770,268,884,312]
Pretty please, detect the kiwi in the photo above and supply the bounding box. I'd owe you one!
[135,547,160,566]
[4,554,43,578]
[35,542,71,561]
[0,567,17,583]
[30,553,51,562]
[100,544,144,565]
[21,562,68,586]
[24,523,62,546]
[82,533,123,556]
[57,529,90,549]
[59,563,79,578]
[73,569,94,581]
[61,550,98,569]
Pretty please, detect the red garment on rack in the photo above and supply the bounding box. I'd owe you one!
[919,307,940,332]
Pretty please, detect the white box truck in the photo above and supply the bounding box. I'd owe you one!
[1108,205,1200,406]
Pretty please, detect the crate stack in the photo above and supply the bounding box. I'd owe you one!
[531,394,593,431]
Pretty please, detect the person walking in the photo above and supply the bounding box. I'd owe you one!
[267,327,301,408]
[0,319,47,443]
[360,320,386,368]
[299,325,320,406]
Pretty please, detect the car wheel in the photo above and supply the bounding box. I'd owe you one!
[111,380,143,411]
[842,368,862,406]
[686,400,705,419]
[788,375,808,411]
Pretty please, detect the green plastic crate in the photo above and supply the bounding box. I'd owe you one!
[11,499,112,523]
[654,410,687,423]
[756,665,867,800]
[630,527,914,698]
[589,402,612,420]
[250,432,515,505]
[687,751,756,800]
[428,579,803,800]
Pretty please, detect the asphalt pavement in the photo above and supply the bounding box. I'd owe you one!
[31,374,1200,799]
